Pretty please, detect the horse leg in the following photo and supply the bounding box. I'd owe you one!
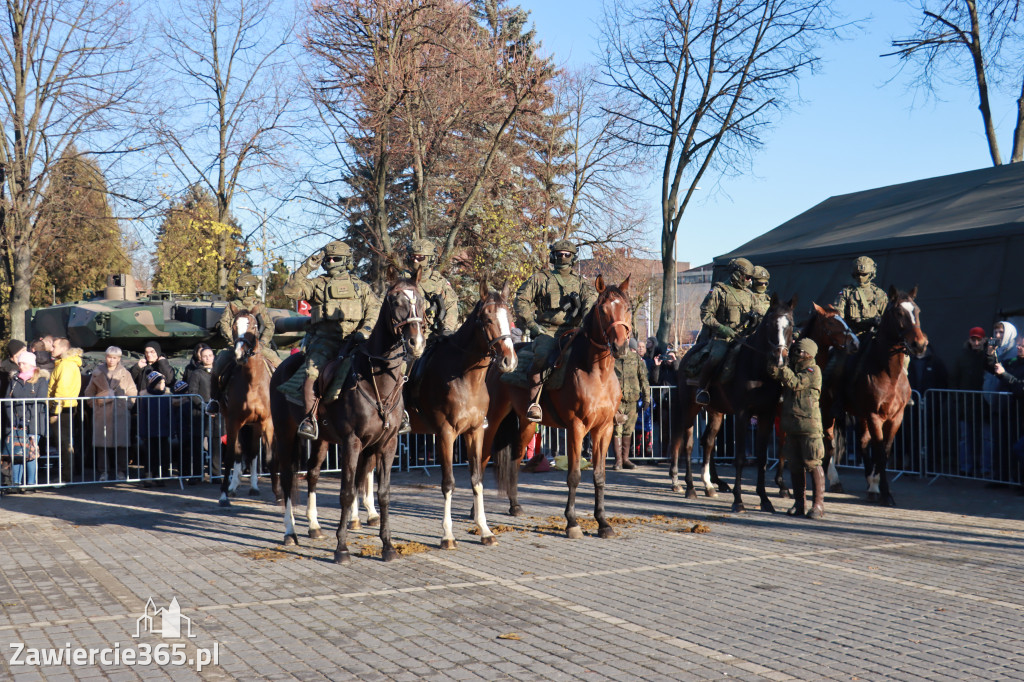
[698,417,719,498]
[823,413,844,493]
[334,440,359,564]
[564,421,585,539]
[668,426,683,493]
[248,427,261,496]
[263,420,281,503]
[218,422,239,507]
[860,417,882,502]
[683,426,697,499]
[280,436,299,546]
[754,418,775,513]
[877,415,903,507]
[465,427,495,546]
[376,438,399,562]
[508,421,536,517]
[592,420,616,539]
[363,468,380,526]
[730,413,748,513]
[438,427,459,550]
[307,442,327,539]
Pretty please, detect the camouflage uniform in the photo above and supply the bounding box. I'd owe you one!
[206,274,279,415]
[694,258,756,405]
[283,241,379,439]
[402,239,458,340]
[833,256,888,341]
[750,265,771,317]
[768,337,826,519]
[612,344,650,470]
[514,239,597,422]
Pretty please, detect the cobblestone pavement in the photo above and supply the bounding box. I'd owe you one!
[1,463,1023,681]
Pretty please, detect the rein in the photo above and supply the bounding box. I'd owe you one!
[354,340,407,432]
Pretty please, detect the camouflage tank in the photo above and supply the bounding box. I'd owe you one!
[26,274,308,354]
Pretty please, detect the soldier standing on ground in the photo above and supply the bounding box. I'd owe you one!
[612,338,651,470]
[514,240,597,423]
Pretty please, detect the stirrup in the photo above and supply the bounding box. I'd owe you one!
[205,400,219,416]
[398,410,411,435]
[695,388,710,406]
[297,416,319,440]
[526,403,542,423]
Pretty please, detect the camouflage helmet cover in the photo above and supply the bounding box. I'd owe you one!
[752,266,770,281]
[235,274,260,290]
[729,257,755,277]
[794,337,818,357]
[852,256,876,275]
[323,240,352,258]
[409,239,436,257]
[549,239,578,255]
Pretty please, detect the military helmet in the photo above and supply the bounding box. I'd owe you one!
[794,337,818,357]
[322,240,352,274]
[729,258,755,277]
[409,239,436,257]
[235,274,260,290]
[549,239,578,268]
[752,266,770,281]
[852,256,876,276]
[323,241,352,258]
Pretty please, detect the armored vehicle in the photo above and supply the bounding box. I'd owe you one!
[26,274,308,354]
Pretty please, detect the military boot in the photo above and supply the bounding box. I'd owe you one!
[807,466,826,520]
[297,375,319,440]
[787,467,806,517]
[399,410,411,435]
[525,375,543,422]
[610,436,622,471]
[205,398,220,416]
[620,436,637,469]
[695,360,715,406]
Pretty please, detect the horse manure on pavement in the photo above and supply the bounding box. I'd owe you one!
[239,548,297,561]
[355,541,432,558]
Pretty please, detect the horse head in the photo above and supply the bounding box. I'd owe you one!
[591,274,633,358]
[759,293,796,368]
[230,303,261,364]
[885,285,928,356]
[383,268,426,359]
[809,302,859,354]
[476,278,517,373]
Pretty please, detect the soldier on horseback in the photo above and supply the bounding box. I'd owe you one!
[833,256,887,343]
[404,239,458,339]
[283,241,379,440]
[751,266,772,317]
[693,257,757,406]
[206,274,278,416]
[515,239,597,423]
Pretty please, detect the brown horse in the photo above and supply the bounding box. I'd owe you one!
[217,306,278,507]
[272,275,426,563]
[407,280,518,548]
[835,287,927,505]
[486,275,632,539]
[666,296,795,512]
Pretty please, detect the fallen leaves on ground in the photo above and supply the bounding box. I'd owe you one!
[497,633,521,640]
[240,548,295,561]
[466,524,518,535]
[354,541,432,558]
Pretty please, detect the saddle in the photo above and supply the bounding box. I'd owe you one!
[317,354,357,405]
[681,341,709,378]
[500,330,579,391]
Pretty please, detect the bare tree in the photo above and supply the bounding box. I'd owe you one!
[154,0,297,297]
[599,0,840,348]
[887,0,1024,165]
[0,0,146,340]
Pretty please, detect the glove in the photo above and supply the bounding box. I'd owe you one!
[529,324,541,337]
[642,397,651,411]
[442,329,454,337]
[718,324,736,339]
[305,251,324,269]
[351,331,366,344]
[872,315,882,327]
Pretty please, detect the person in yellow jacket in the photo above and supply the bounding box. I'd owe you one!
[48,338,82,483]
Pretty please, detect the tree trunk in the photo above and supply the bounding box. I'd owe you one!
[1011,75,1024,163]
[656,234,677,350]
[9,240,33,341]
[967,0,1002,166]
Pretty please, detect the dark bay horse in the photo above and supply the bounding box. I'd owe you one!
[835,287,927,505]
[666,296,795,512]
[485,275,632,539]
[272,275,426,563]
[407,280,518,548]
[218,306,278,507]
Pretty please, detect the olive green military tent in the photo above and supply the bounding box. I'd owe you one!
[715,163,1024,369]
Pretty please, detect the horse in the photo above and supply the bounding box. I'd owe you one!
[831,287,927,506]
[666,296,795,512]
[271,274,426,563]
[798,302,860,495]
[485,275,632,539]
[217,306,278,507]
[407,280,518,548]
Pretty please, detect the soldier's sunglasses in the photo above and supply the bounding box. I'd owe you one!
[554,251,572,258]
[412,255,428,263]
[326,256,346,263]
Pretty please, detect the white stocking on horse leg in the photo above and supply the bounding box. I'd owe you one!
[441,489,456,549]
[249,456,259,494]
[307,491,321,535]
[228,462,242,494]
[473,482,495,545]
[364,469,379,525]
[283,498,297,545]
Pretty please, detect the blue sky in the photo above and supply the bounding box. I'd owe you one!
[519,0,1014,267]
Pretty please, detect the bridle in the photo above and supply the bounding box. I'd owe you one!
[389,286,424,340]
[588,291,632,352]
[478,300,513,361]
[233,313,259,362]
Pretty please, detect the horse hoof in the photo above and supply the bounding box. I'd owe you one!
[333,550,350,565]
[348,520,362,531]
[366,516,380,527]
[597,526,616,539]
[218,497,230,508]
[283,534,298,546]
[440,539,457,550]
[866,492,878,503]
[881,494,896,507]
[705,489,717,499]
[779,489,791,500]
[761,500,776,514]
[829,483,845,494]
[685,488,698,500]
[508,504,524,517]
[672,484,684,494]
[228,491,237,498]
[248,489,260,497]
[382,548,399,562]
[480,535,497,547]
[565,525,584,539]
[717,483,731,493]
[308,528,324,540]
[732,502,746,513]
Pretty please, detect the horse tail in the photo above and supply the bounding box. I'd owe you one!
[492,412,520,497]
